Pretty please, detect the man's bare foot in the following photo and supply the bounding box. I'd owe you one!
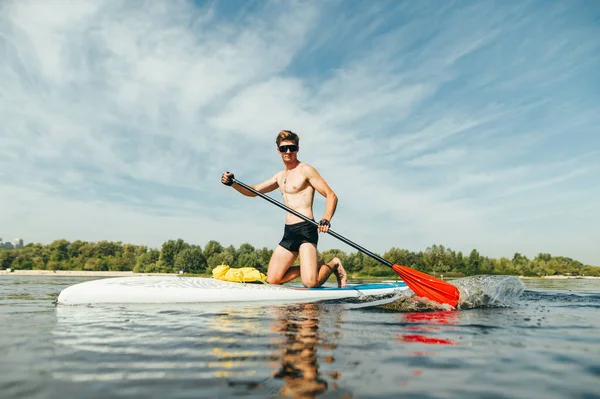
[331,257,347,288]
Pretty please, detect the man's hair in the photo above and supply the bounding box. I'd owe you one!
[276,130,299,146]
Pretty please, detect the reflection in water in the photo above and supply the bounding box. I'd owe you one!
[394,310,459,388]
[398,311,458,346]
[52,302,346,398]
[52,304,277,384]
[270,303,343,399]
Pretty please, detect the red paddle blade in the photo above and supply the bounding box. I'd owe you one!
[399,334,456,345]
[392,264,460,307]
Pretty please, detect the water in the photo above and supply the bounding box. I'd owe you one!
[1,275,599,399]
[364,275,526,312]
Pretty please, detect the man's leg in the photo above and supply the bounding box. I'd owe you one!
[298,243,347,288]
[267,245,301,284]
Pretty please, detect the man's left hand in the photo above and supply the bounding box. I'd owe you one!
[318,219,330,233]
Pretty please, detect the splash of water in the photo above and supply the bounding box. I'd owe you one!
[452,275,524,309]
[344,275,524,311]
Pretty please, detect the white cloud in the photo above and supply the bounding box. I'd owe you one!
[1,0,599,265]
[406,148,467,167]
[0,184,281,249]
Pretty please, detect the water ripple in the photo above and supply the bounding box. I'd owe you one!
[1,276,599,399]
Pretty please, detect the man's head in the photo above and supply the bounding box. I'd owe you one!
[275,130,300,158]
[276,130,299,147]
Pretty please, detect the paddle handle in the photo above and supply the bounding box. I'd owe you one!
[231,178,393,268]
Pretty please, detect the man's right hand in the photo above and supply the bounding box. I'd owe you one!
[221,171,235,186]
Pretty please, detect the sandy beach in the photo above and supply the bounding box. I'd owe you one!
[520,275,600,280]
[0,270,175,277]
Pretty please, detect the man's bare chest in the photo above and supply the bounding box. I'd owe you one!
[280,172,310,195]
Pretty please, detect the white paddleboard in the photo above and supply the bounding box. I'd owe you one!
[56,276,408,305]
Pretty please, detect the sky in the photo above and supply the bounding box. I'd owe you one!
[1,0,599,265]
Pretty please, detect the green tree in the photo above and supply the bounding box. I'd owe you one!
[319,249,347,265]
[238,243,256,256]
[49,239,70,262]
[364,264,396,277]
[17,257,34,270]
[225,245,239,264]
[5,237,596,278]
[531,259,546,276]
[134,249,160,273]
[256,247,273,272]
[0,250,16,269]
[76,242,95,261]
[453,251,466,274]
[545,259,560,276]
[135,245,148,257]
[143,260,165,273]
[107,256,125,271]
[95,240,122,258]
[83,258,108,271]
[360,251,390,276]
[583,266,600,276]
[120,244,137,271]
[203,240,224,259]
[12,252,34,270]
[70,255,86,270]
[69,240,87,259]
[512,252,528,264]
[467,249,481,275]
[207,251,235,272]
[535,253,552,263]
[493,257,514,275]
[479,257,494,274]
[237,252,260,268]
[423,245,453,274]
[383,248,411,267]
[160,239,191,269]
[344,252,364,273]
[412,251,427,271]
[175,247,207,273]
[47,260,61,271]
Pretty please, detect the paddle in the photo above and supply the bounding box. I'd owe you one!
[230,178,460,307]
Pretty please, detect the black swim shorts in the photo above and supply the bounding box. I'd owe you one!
[278,220,319,252]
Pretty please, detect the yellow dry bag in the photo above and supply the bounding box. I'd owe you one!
[212,264,267,283]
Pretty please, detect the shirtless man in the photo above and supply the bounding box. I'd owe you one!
[221,130,347,288]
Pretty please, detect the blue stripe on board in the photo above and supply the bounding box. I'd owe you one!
[290,282,407,291]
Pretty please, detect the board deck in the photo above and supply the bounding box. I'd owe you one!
[56,276,409,305]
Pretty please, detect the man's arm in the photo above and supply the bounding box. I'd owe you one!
[222,172,279,197]
[303,165,338,231]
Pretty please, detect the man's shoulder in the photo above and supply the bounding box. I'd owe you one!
[298,162,317,174]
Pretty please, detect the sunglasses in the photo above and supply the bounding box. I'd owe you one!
[278,144,298,153]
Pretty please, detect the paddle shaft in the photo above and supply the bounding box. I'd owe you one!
[232,178,393,268]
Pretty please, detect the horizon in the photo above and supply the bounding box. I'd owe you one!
[1,1,599,265]
[2,235,598,268]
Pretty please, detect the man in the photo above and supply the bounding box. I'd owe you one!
[221,130,347,288]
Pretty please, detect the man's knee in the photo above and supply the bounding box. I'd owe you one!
[267,275,283,285]
[302,276,319,288]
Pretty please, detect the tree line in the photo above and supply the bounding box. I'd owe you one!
[0,239,598,278]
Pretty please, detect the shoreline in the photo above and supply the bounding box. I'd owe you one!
[1,270,599,279]
[0,270,176,277]
[519,275,600,280]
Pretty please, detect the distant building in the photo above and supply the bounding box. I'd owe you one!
[0,238,24,249]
